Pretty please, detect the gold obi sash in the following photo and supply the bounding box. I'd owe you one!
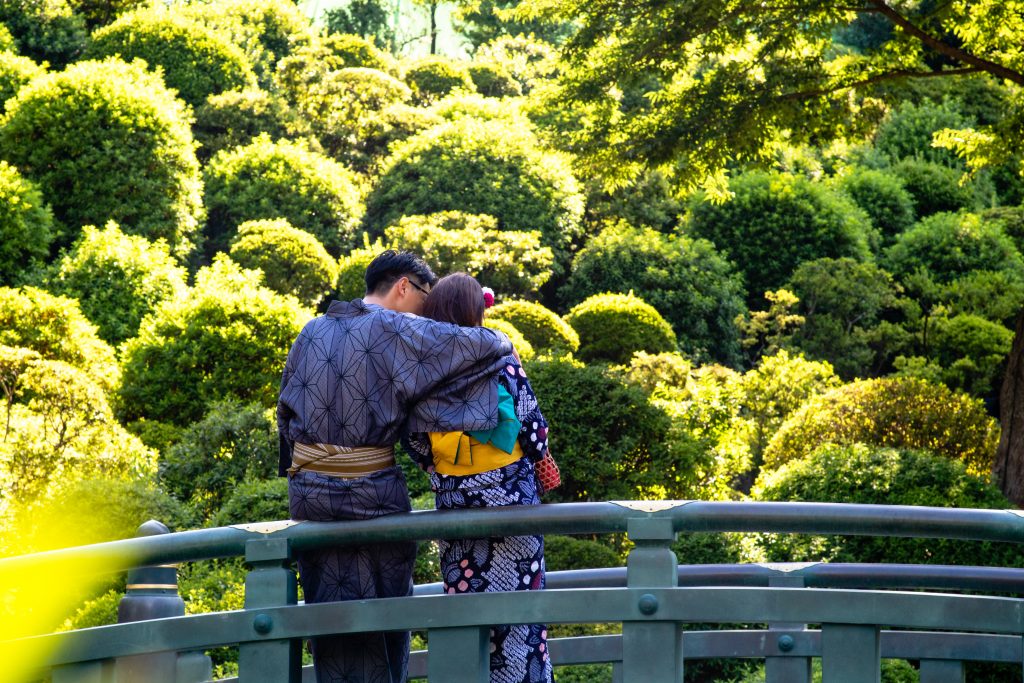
[429,433,523,476]
[289,442,396,479]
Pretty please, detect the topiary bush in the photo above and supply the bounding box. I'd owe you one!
[210,477,289,527]
[762,377,999,476]
[364,118,584,269]
[565,292,677,364]
[86,9,256,107]
[544,535,622,571]
[475,35,557,95]
[193,87,299,163]
[482,317,534,361]
[835,167,916,244]
[321,32,395,73]
[927,312,1014,398]
[467,61,521,98]
[0,50,43,111]
[229,218,338,307]
[875,98,973,168]
[890,159,975,218]
[754,443,1020,567]
[0,58,203,258]
[160,399,278,521]
[686,171,873,306]
[47,222,188,345]
[488,299,579,355]
[203,135,363,256]
[0,160,53,285]
[384,211,553,298]
[0,0,86,68]
[403,55,474,104]
[562,222,747,366]
[333,240,382,301]
[117,255,309,426]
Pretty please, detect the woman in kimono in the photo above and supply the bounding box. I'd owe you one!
[403,272,555,683]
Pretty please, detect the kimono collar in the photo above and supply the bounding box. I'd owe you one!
[326,299,380,317]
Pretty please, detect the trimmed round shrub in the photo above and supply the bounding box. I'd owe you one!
[210,477,289,527]
[890,159,974,218]
[160,399,277,521]
[882,211,1024,285]
[468,61,521,98]
[488,300,579,355]
[47,222,188,345]
[482,317,534,361]
[0,50,43,111]
[0,58,203,258]
[364,118,584,268]
[0,286,118,388]
[0,0,86,68]
[404,55,474,104]
[544,535,621,571]
[565,293,677,364]
[835,167,915,243]
[875,99,973,167]
[384,211,553,298]
[193,87,298,163]
[929,312,1014,397]
[334,241,381,301]
[475,35,557,94]
[86,9,256,107]
[322,32,395,73]
[754,443,1020,567]
[429,91,524,124]
[562,222,747,366]
[0,160,53,285]
[203,135,363,256]
[118,255,310,426]
[687,171,873,305]
[229,218,338,306]
[762,377,999,476]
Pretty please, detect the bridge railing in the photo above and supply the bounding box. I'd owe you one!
[5,500,1024,682]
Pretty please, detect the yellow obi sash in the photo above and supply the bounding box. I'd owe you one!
[430,384,523,476]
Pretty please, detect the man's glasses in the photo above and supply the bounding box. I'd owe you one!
[408,279,430,297]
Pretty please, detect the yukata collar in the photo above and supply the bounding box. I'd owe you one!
[326,298,378,317]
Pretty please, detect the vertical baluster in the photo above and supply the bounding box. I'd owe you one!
[622,517,681,683]
[427,626,489,682]
[765,573,811,683]
[919,660,965,683]
[52,662,113,683]
[238,538,300,683]
[821,624,880,683]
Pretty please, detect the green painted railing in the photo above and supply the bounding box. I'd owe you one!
[6,500,1024,682]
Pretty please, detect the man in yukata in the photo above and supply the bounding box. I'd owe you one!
[277,250,513,683]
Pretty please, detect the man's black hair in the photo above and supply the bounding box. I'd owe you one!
[364,250,437,296]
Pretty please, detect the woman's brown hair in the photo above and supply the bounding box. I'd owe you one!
[421,272,485,327]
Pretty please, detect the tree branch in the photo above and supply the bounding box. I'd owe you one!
[780,66,980,101]
[866,0,1024,85]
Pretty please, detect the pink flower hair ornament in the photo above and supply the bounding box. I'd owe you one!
[481,286,495,308]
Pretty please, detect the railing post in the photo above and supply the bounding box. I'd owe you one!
[622,517,681,683]
[821,624,880,683]
[426,626,489,682]
[765,571,811,683]
[114,520,211,683]
[238,538,300,683]
[52,662,114,683]
[919,660,965,682]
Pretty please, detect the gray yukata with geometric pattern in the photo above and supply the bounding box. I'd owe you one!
[277,299,512,683]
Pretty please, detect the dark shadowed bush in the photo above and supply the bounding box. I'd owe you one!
[835,167,916,244]
[0,0,86,67]
[468,61,521,97]
[193,87,299,163]
[890,159,975,218]
[404,55,474,104]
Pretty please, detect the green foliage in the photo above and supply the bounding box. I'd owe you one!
[565,292,677,364]
[454,0,574,50]
[475,35,557,95]
[687,171,873,307]
[467,61,521,98]
[193,87,298,163]
[883,212,1024,286]
[0,50,43,110]
[384,211,553,298]
[785,258,911,379]
[86,9,256,107]
[0,160,52,285]
[585,170,683,234]
[203,135,363,256]
[67,0,146,30]
[889,159,975,218]
[0,0,86,67]
[754,444,1020,568]
[118,256,309,426]
[334,240,381,301]
[620,351,690,393]
[544,535,622,571]
[321,32,395,73]
[323,2,392,51]
[835,167,916,244]
[210,477,288,527]
[47,222,187,345]
[0,22,15,50]
[875,99,974,167]
[525,356,709,502]
[737,289,805,364]
[60,588,120,631]
[403,55,474,104]
[487,299,578,355]
[0,286,118,389]
[229,218,338,307]
[364,118,584,269]
[927,312,1014,397]
[0,58,203,258]
[160,399,278,521]
[762,377,999,476]
[945,269,1024,326]
[562,222,746,365]
[482,317,533,361]
[672,531,743,565]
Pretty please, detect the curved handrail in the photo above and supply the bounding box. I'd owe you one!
[2,500,1023,575]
